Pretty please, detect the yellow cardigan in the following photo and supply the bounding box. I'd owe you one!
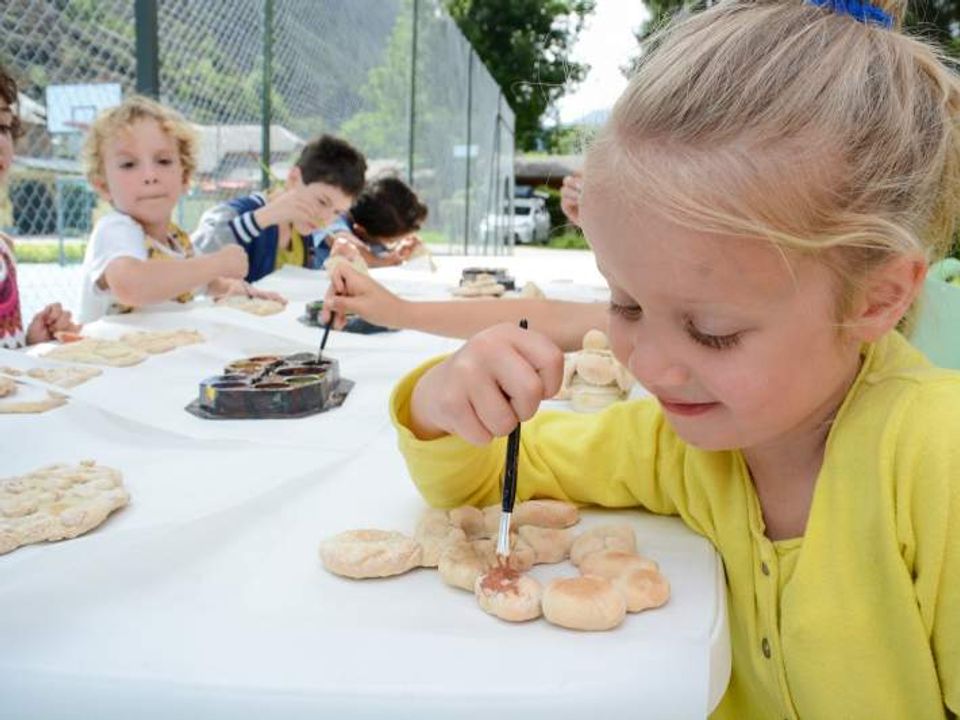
[390,331,960,719]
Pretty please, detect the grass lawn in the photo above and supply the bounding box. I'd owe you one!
[14,241,86,264]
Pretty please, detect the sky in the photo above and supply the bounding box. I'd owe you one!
[555,0,650,125]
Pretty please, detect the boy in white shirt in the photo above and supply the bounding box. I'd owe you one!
[78,96,284,323]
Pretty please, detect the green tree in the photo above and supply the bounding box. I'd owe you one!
[444,0,595,150]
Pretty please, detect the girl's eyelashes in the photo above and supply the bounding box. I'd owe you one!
[685,319,741,350]
[608,300,643,321]
[609,301,743,349]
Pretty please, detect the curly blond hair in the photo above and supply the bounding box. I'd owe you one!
[82,95,197,188]
[585,0,960,321]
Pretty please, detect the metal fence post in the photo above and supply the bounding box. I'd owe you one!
[261,0,274,191]
[55,178,65,265]
[463,49,474,255]
[408,0,419,187]
[135,0,160,98]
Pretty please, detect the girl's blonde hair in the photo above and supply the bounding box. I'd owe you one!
[82,95,197,187]
[586,0,960,318]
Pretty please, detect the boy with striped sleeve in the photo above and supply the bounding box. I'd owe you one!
[193,135,366,282]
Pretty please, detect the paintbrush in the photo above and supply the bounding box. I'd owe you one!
[496,318,528,558]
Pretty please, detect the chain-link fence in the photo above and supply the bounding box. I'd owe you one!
[1,0,516,321]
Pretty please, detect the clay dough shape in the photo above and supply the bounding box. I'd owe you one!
[475,564,543,622]
[0,372,69,413]
[216,295,286,316]
[26,365,102,388]
[119,329,204,354]
[452,274,505,298]
[542,575,627,631]
[43,338,147,367]
[319,529,422,579]
[0,460,129,554]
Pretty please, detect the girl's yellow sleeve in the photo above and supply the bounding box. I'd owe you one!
[894,378,960,714]
[390,357,686,516]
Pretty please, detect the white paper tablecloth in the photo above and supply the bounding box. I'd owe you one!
[0,252,729,719]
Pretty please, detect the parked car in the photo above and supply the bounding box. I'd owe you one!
[479,195,551,245]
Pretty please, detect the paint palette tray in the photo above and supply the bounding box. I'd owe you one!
[461,267,516,291]
[185,352,353,420]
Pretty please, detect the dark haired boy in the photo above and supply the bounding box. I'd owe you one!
[193,134,367,282]
[316,175,429,269]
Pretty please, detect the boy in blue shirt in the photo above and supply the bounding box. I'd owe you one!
[192,135,366,282]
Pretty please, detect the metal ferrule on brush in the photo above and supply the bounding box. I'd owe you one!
[496,512,512,557]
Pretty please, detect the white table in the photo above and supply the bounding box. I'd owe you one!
[0,252,730,719]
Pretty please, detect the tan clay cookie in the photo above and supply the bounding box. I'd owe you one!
[43,338,147,367]
[452,274,505,298]
[216,295,285,316]
[0,375,15,398]
[319,529,422,579]
[542,575,627,631]
[26,365,102,388]
[119,329,204,354]
[475,564,543,622]
[0,461,129,554]
[0,391,68,414]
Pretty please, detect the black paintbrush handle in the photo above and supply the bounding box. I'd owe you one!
[318,316,334,362]
[500,317,528,513]
[501,426,521,513]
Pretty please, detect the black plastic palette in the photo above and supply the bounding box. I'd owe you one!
[185,352,353,419]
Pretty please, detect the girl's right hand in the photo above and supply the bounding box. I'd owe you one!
[409,323,564,445]
[214,244,249,279]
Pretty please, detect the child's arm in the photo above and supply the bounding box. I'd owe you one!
[206,277,287,304]
[253,186,331,231]
[899,382,960,713]
[102,244,248,307]
[390,326,675,511]
[322,262,607,351]
[191,202,249,253]
[560,172,583,227]
[327,233,401,268]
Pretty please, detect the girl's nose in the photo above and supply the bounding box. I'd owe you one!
[627,341,690,389]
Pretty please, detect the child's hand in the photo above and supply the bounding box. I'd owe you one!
[256,186,330,231]
[329,236,362,262]
[214,244,249,280]
[409,324,564,445]
[25,303,82,345]
[560,172,583,228]
[322,261,405,330]
[211,278,287,305]
[394,235,423,261]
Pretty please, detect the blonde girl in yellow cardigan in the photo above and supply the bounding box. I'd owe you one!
[390,1,960,717]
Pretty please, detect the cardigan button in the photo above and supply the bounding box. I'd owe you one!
[761,561,770,576]
[761,637,772,658]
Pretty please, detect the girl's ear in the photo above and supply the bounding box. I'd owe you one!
[848,255,927,342]
[287,166,302,187]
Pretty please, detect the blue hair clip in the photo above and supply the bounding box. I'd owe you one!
[807,0,894,28]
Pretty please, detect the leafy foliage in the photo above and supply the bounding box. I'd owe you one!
[444,0,595,150]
